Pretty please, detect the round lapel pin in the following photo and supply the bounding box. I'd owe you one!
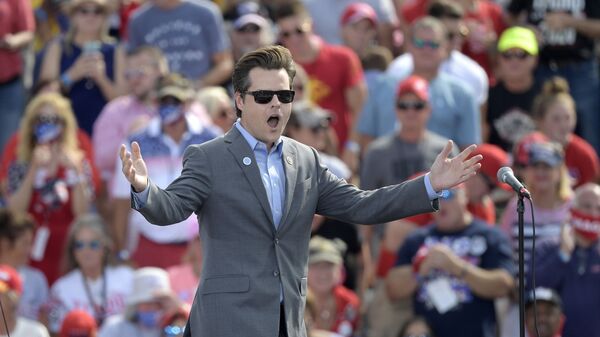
[243,157,252,166]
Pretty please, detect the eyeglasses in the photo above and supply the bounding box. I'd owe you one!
[280,26,309,39]
[76,6,104,16]
[124,68,149,80]
[237,24,261,33]
[412,37,441,50]
[73,240,102,251]
[244,90,295,104]
[396,101,426,111]
[500,50,530,60]
[164,325,185,336]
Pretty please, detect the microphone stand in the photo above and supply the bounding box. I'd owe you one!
[517,194,526,337]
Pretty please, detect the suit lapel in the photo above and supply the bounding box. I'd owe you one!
[225,128,275,228]
[278,139,298,231]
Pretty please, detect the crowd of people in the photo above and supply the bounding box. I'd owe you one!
[1,0,600,336]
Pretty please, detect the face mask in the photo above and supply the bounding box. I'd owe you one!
[34,122,63,144]
[137,310,162,329]
[570,208,600,242]
[159,104,184,125]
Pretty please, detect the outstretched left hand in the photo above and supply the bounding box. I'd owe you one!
[429,140,482,192]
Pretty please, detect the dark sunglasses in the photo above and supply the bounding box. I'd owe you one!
[76,6,104,15]
[244,90,295,104]
[237,24,261,33]
[500,50,530,60]
[73,240,102,251]
[396,101,426,111]
[280,26,309,39]
[413,37,441,50]
[164,325,185,336]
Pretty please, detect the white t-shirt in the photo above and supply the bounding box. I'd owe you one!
[47,266,134,332]
[0,318,49,337]
[99,315,161,337]
[387,50,489,105]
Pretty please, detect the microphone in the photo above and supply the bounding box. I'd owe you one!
[497,167,531,199]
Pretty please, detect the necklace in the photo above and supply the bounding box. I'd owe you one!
[81,268,107,326]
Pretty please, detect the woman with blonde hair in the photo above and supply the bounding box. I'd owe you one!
[197,86,236,134]
[0,92,100,284]
[501,133,573,270]
[532,76,599,188]
[38,0,125,136]
[47,214,133,334]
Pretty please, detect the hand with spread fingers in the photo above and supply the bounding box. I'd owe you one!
[119,142,149,192]
[429,140,482,192]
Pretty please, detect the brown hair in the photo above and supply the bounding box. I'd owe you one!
[361,46,393,71]
[410,16,448,42]
[428,0,464,19]
[532,76,576,122]
[232,45,296,117]
[127,45,170,77]
[273,1,311,22]
[0,209,36,248]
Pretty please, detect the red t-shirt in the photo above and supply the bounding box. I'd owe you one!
[298,40,364,151]
[330,285,360,336]
[462,1,506,83]
[565,134,600,188]
[0,0,35,82]
[400,0,428,25]
[0,130,100,284]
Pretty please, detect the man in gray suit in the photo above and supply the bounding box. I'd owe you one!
[119,45,482,337]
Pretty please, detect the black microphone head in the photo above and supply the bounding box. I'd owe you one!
[497,166,513,183]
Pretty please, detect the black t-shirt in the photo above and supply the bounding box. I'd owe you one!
[396,220,514,337]
[509,0,600,63]
[487,80,541,152]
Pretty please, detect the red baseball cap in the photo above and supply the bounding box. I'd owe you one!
[468,143,510,188]
[396,75,429,101]
[60,309,97,337]
[513,132,563,167]
[0,265,22,296]
[340,3,378,27]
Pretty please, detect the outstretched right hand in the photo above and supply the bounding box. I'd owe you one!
[120,142,148,192]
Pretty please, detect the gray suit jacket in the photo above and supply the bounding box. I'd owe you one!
[134,127,436,337]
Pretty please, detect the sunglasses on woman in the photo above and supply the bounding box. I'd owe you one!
[412,37,440,50]
[74,240,102,250]
[244,90,295,104]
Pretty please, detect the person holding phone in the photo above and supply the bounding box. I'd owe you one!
[0,93,100,284]
[39,0,125,136]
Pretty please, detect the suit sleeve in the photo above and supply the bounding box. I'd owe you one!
[314,148,436,224]
[134,145,212,225]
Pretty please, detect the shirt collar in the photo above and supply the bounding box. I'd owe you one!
[234,120,283,154]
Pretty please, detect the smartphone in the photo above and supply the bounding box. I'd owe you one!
[82,41,102,55]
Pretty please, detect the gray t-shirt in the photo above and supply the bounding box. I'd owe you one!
[127,0,230,80]
[360,131,458,190]
[302,0,398,45]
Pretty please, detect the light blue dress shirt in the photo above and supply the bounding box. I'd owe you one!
[234,122,285,228]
